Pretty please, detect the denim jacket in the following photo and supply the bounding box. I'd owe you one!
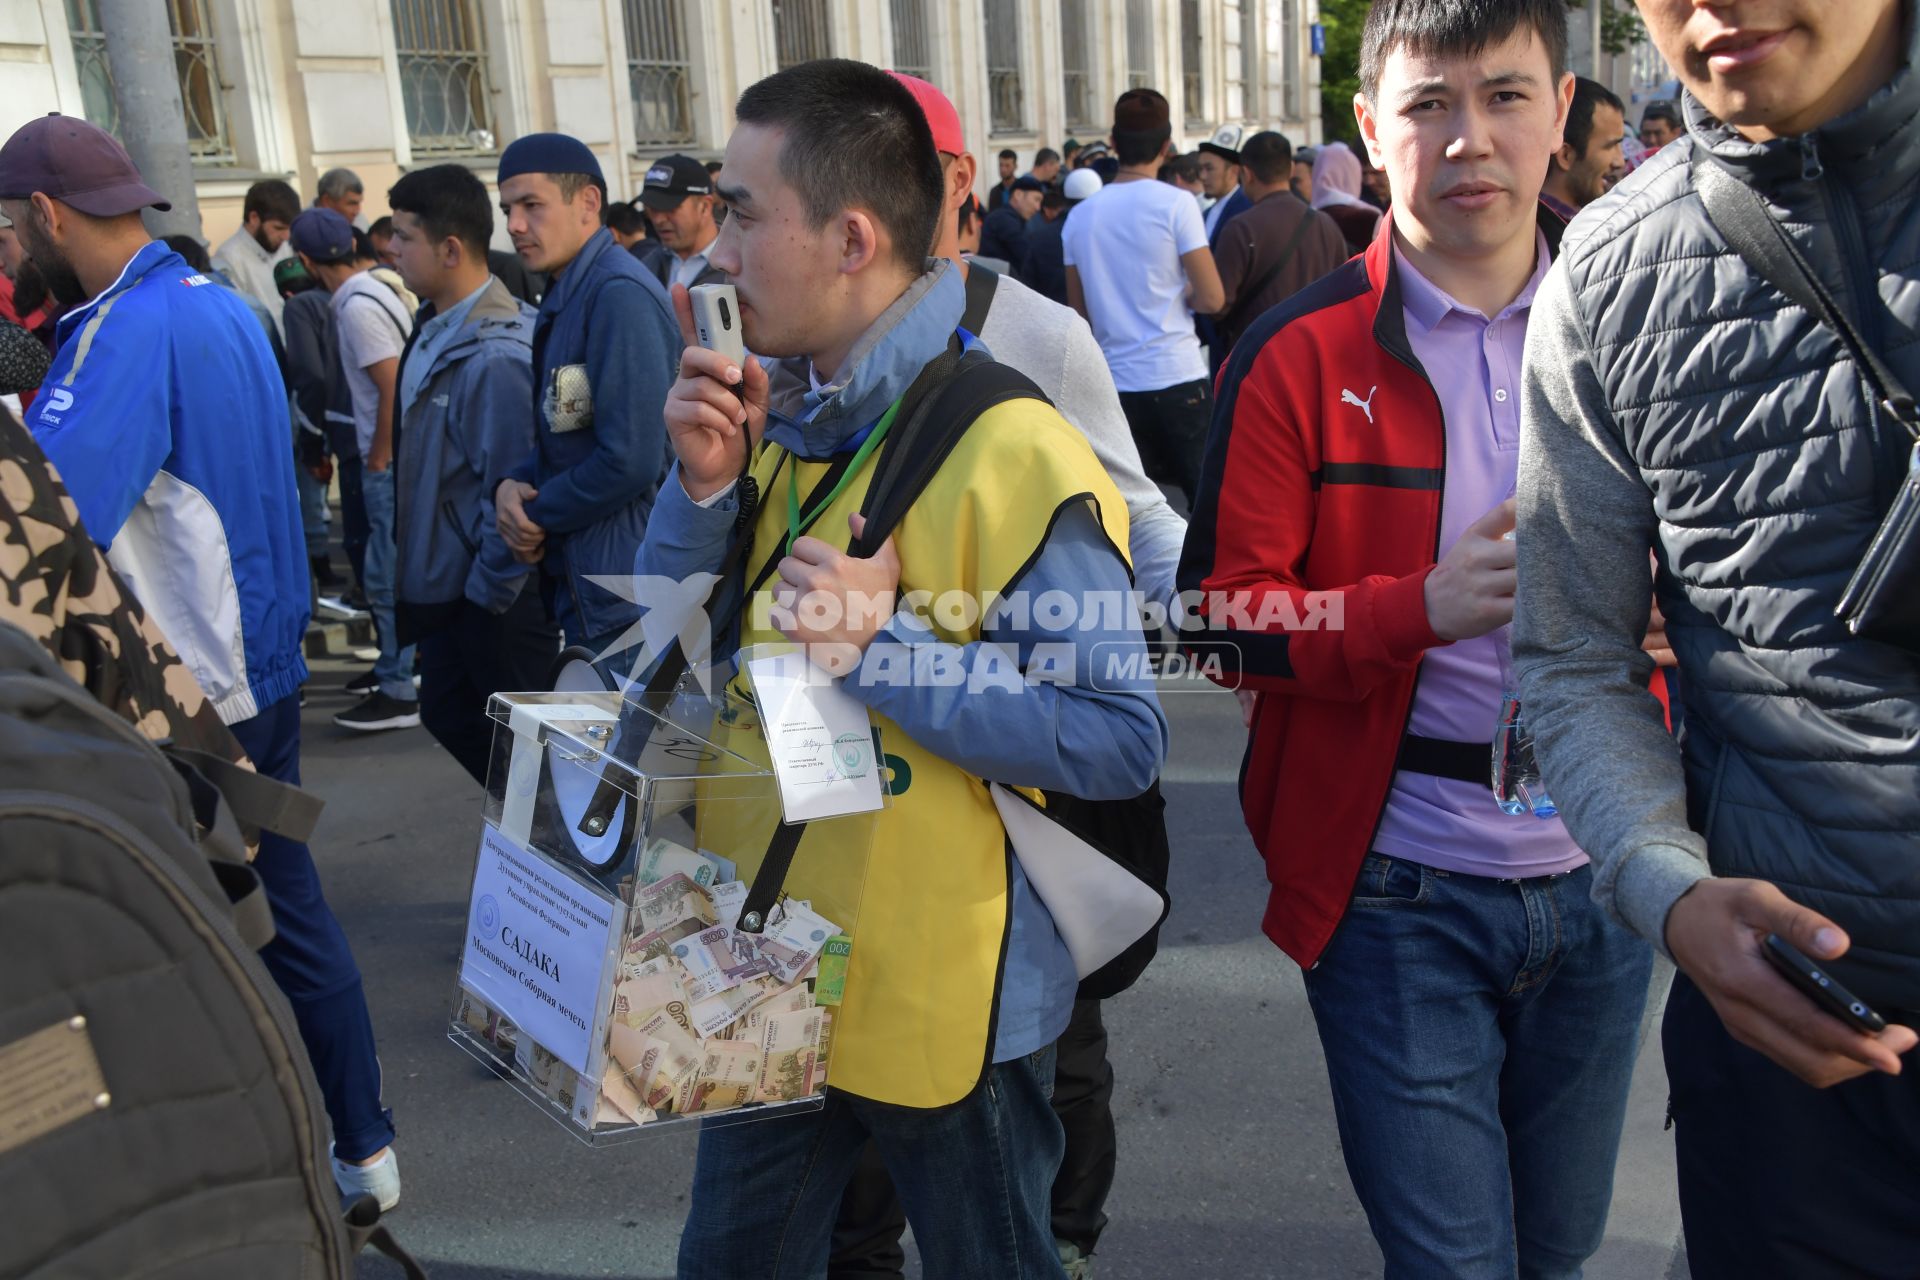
[394,277,536,634]
[516,228,681,643]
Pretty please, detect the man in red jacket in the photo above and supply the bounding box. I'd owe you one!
[1179,1,1654,1274]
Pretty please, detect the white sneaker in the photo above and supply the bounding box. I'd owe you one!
[331,1143,400,1212]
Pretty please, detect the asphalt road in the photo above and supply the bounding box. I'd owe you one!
[303,655,1685,1279]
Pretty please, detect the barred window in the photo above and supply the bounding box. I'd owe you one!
[1061,0,1096,131]
[1125,0,1153,90]
[1180,0,1204,125]
[890,0,932,83]
[983,0,1023,134]
[391,0,496,154]
[623,0,692,145]
[772,0,831,69]
[65,0,236,166]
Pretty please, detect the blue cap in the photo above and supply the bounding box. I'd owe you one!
[498,132,606,191]
[289,207,354,263]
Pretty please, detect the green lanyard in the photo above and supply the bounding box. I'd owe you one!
[784,397,904,556]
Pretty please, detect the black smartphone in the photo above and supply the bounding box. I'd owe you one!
[1763,933,1887,1034]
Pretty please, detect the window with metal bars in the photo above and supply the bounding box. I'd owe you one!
[1180,0,1204,124]
[772,0,831,69]
[890,0,932,82]
[1060,0,1096,131]
[983,0,1023,134]
[1125,0,1153,90]
[64,0,236,166]
[391,0,496,154]
[622,0,692,145]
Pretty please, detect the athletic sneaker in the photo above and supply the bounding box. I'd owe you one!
[333,692,421,733]
[315,594,367,622]
[344,668,379,696]
[331,1143,401,1212]
[1058,1241,1094,1280]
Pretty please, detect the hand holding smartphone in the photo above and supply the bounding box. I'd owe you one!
[665,282,763,500]
[1763,932,1887,1034]
[690,283,746,368]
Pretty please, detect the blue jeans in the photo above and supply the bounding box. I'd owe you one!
[359,465,416,703]
[679,1046,1067,1280]
[1303,856,1653,1280]
[229,694,394,1160]
[294,431,330,561]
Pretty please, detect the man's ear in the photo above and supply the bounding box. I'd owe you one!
[948,153,978,212]
[838,208,881,276]
[1550,141,1576,175]
[1354,92,1384,169]
[29,192,60,239]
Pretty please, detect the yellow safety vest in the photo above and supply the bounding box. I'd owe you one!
[698,391,1130,1108]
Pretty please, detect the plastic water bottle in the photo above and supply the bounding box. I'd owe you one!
[1492,615,1558,819]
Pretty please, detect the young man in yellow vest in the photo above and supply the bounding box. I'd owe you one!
[640,60,1168,1278]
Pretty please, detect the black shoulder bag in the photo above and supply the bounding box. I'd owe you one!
[1693,147,1920,653]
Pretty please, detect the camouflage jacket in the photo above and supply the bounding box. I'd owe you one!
[0,409,247,767]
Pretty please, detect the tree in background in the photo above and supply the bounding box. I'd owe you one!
[1317,0,1367,147]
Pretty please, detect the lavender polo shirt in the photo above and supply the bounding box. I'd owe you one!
[1371,230,1587,879]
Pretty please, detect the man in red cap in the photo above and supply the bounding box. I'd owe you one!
[0,113,401,1211]
[821,71,1188,1280]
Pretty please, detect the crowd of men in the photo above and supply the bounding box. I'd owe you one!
[0,0,1915,1275]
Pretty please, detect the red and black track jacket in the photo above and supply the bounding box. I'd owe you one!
[1179,206,1570,969]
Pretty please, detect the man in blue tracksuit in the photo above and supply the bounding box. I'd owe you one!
[492,133,681,664]
[0,116,400,1210]
[387,164,558,784]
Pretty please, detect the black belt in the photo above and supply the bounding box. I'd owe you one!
[1395,734,1491,790]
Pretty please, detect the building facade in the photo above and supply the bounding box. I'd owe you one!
[1,0,1322,246]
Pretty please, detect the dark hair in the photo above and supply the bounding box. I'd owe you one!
[604,199,650,237]
[1359,0,1568,102]
[1157,153,1200,185]
[1042,188,1067,213]
[704,160,723,174]
[957,193,982,234]
[1063,141,1081,158]
[733,59,944,271]
[1564,76,1626,158]
[1034,147,1060,167]
[243,179,299,226]
[1240,130,1294,184]
[163,233,211,273]
[998,148,1017,162]
[1641,99,1681,129]
[368,214,394,240]
[350,228,378,263]
[388,163,494,257]
[1113,126,1171,166]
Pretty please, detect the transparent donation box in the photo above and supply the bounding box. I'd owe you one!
[448,688,874,1145]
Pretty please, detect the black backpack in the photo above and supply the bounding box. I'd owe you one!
[0,622,420,1279]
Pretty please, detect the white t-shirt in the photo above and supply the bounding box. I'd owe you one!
[331,270,413,458]
[1061,177,1210,392]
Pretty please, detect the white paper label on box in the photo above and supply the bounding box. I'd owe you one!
[459,823,623,1074]
[745,647,885,823]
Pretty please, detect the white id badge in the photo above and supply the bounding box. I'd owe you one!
[744,645,885,823]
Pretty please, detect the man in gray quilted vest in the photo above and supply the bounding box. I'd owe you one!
[1514,0,1920,1273]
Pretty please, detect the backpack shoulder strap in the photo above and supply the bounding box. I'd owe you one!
[960,263,1000,336]
[850,352,1049,557]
